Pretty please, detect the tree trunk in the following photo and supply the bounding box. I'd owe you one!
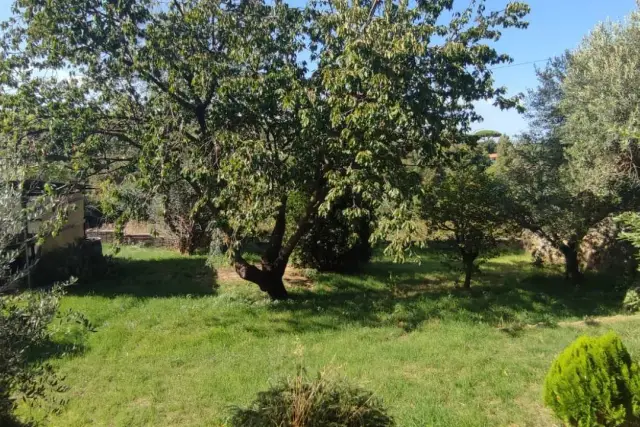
[232,179,326,300]
[462,252,477,289]
[559,242,583,284]
[234,257,289,300]
[233,198,290,300]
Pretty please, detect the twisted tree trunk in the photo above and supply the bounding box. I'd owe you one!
[233,183,325,300]
[234,257,289,300]
[559,241,584,284]
[462,252,478,289]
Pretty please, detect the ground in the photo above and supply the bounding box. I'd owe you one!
[19,246,640,426]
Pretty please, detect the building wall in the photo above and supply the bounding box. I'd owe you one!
[28,193,85,254]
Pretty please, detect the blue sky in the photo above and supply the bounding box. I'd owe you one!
[0,0,637,135]
[468,0,638,135]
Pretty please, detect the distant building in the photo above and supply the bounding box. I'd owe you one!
[489,153,498,163]
[3,181,88,289]
[5,181,85,255]
[29,192,85,254]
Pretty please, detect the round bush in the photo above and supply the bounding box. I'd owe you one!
[229,372,394,427]
[294,195,372,273]
[543,332,640,427]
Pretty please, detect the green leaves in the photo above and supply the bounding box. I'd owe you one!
[544,332,640,427]
[562,11,640,196]
[2,0,529,263]
[421,145,510,259]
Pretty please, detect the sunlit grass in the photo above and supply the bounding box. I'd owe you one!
[19,246,639,426]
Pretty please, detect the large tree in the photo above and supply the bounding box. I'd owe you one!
[561,6,640,275]
[495,54,622,283]
[561,8,640,196]
[496,138,615,283]
[1,0,530,299]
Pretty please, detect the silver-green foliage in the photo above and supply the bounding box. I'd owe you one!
[562,5,640,195]
[0,286,67,423]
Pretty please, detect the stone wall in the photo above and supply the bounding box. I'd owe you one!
[521,218,638,277]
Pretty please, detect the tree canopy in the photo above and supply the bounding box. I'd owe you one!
[1,0,530,298]
[494,55,620,283]
[562,11,640,196]
[421,145,509,288]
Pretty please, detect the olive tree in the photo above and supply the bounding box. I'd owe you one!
[495,54,623,284]
[560,7,640,275]
[1,0,530,299]
[562,8,640,195]
[496,138,616,283]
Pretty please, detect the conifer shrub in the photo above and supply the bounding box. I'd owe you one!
[543,332,640,427]
[623,287,640,313]
[229,370,394,427]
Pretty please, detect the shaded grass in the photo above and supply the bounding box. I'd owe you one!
[18,246,638,427]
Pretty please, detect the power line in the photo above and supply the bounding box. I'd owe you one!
[489,58,552,70]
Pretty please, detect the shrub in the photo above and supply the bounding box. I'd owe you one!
[623,287,640,313]
[294,193,372,273]
[0,285,89,425]
[32,238,108,286]
[229,370,394,427]
[543,332,640,427]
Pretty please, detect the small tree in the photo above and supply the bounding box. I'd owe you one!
[421,147,509,288]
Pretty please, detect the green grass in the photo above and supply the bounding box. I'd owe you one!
[19,246,640,426]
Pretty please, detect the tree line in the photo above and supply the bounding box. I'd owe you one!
[0,0,530,298]
[1,0,639,298]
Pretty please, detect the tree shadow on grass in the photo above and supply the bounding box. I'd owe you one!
[0,414,35,427]
[27,338,87,364]
[68,256,218,298]
[64,249,627,336]
[270,257,627,333]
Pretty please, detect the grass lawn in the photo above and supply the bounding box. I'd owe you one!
[19,246,640,426]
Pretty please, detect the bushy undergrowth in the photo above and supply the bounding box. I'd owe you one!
[543,332,640,427]
[229,369,394,427]
[0,285,92,425]
[32,239,108,286]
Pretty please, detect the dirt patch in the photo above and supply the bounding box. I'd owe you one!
[216,266,314,289]
[495,314,640,334]
[558,314,640,328]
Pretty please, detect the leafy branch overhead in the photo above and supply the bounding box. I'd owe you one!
[1,0,530,298]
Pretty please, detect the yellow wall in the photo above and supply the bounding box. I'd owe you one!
[28,193,85,254]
